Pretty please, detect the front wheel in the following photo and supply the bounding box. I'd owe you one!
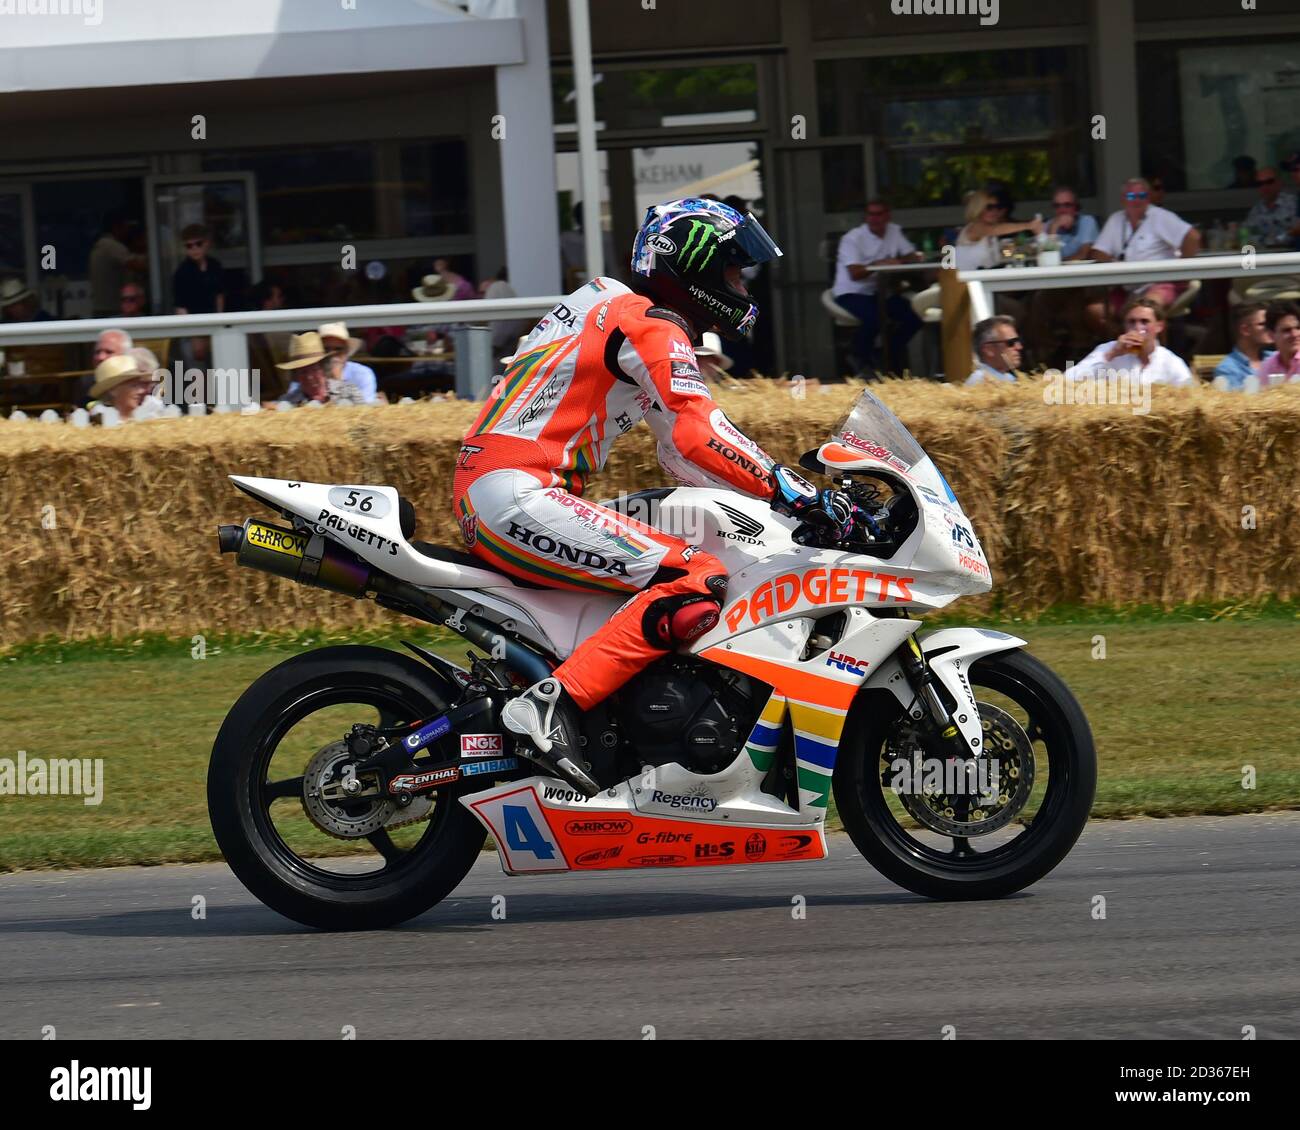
[834,648,1096,900]
[208,646,487,930]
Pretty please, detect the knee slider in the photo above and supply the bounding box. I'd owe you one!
[643,593,722,650]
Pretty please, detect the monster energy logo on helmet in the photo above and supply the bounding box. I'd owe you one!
[677,219,719,271]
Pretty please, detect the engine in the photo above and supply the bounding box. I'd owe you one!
[616,658,763,774]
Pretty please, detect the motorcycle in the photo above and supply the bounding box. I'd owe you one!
[208,389,1096,929]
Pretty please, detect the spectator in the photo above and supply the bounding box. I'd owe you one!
[965,315,1024,385]
[1256,301,1300,386]
[832,198,924,375]
[1245,167,1299,248]
[1064,296,1193,386]
[92,328,132,366]
[88,350,160,421]
[275,332,368,407]
[89,212,147,317]
[1046,185,1100,260]
[560,201,619,289]
[1214,303,1274,388]
[318,322,379,403]
[1227,155,1258,190]
[0,278,52,322]
[433,257,476,302]
[1146,174,1168,207]
[478,268,530,359]
[173,223,225,314]
[117,283,148,318]
[1089,178,1200,321]
[953,190,1043,271]
[248,279,286,311]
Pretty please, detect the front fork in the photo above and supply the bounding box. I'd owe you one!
[894,636,980,762]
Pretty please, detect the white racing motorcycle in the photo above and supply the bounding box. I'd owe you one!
[208,389,1096,929]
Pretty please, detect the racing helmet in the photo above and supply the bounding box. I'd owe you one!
[630,197,782,339]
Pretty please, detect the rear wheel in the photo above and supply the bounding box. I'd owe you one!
[207,646,486,930]
[834,648,1096,900]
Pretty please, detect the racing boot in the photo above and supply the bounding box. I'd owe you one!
[501,677,600,797]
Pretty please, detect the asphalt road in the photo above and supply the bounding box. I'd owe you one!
[1,813,1297,1040]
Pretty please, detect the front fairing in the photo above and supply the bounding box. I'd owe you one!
[815,391,991,594]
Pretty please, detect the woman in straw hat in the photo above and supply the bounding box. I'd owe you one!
[317,321,379,403]
[88,347,161,420]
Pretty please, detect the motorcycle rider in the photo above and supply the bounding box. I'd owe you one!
[453,197,857,795]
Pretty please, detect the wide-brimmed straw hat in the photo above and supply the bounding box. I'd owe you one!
[276,332,330,370]
[695,331,733,371]
[412,274,455,302]
[90,353,151,399]
[317,322,363,358]
[0,277,35,308]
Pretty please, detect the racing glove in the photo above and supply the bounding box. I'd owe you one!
[771,464,861,542]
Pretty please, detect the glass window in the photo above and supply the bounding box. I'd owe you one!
[203,143,377,245]
[817,47,1093,208]
[398,139,471,237]
[821,146,867,213]
[552,64,759,131]
[1138,37,1300,192]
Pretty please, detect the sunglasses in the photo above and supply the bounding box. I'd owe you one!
[1124,191,1149,201]
[1258,177,1278,186]
[121,293,144,302]
[987,336,1022,348]
[1053,201,1078,209]
[184,240,206,249]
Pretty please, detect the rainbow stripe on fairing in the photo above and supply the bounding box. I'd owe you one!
[788,700,845,810]
[744,693,787,773]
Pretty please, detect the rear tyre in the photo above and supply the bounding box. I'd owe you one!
[208,646,486,930]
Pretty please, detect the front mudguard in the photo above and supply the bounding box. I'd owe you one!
[862,628,1027,755]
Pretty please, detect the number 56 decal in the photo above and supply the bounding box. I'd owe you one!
[327,486,392,519]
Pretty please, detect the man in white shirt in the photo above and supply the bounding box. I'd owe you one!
[833,199,924,375]
[1063,296,1193,387]
[1089,177,1201,314]
[965,315,1024,385]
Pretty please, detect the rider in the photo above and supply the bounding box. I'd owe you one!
[452,197,855,794]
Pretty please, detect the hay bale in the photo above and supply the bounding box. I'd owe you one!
[2,382,1298,646]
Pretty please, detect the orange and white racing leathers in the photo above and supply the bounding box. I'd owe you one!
[453,276,778,709]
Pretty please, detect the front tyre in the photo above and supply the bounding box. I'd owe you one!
[834,648,1096,900]
[208,646,486,930]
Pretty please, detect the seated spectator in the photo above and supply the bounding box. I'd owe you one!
[1064,296,1193,386]
[1245,167,1299,248]
[117,283,148,318]
[1046,186,1099,260]
[1088,178,1200,329]
[318,322,379,403]
[1146,174,1168,207]
[92,328,132,366]
[1227,155,1258,190]
[953,190,1043,271]
[275,333,369,407]
[1214,302,1274,388]
[1257,301,1300,386]
[433,257,476,301]
[248,280,292,401]
[832,198,924,375]
[479,268,530,359]
[173,223,225,315]
[248,279,286,311]
[88,349,162,422]
[0,278,52,322]
[965,315,1024,385]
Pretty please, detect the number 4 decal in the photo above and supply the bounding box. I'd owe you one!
[501,804,555,860]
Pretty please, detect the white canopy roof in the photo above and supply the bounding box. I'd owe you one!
[0,0,524,93]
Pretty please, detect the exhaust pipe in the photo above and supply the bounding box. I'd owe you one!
[218,519,371,597]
